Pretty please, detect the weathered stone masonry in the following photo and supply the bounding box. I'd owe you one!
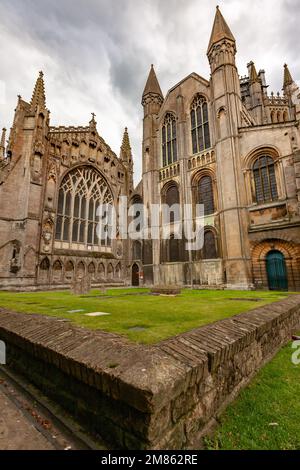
[0,296,299,449]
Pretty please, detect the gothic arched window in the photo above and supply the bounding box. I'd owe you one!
[132,241,142,260]
[162,182,180,223]
[192,173,216,215]
[194,175,215,216]
[191,95,211,154]
[203,230,218,259]
[253,156,278,204]
[162,113,177,167]
[169,234,180,262]
[55,166,113,248]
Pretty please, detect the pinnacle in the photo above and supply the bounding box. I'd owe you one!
[0,127,6,159]
[142,64,163,99]
[207,6,235,54]
[283,63,294,88]
[121,127,131,152]
[1,128,6,146]
[30,70,46,111]
[249,61,259,83]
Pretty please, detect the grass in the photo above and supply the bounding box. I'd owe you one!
[204,337,300,450]
[0,288,295,344]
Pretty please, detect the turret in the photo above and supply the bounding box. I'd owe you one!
[207,6,252,289]
[142,64,163,117]
[207,5,237,73]
[141,65,163,285]
[207,6,242,129]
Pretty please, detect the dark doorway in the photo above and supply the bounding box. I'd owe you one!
[132,263,139,286]
[266,250,288,291]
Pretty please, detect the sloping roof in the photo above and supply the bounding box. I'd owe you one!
[142,64,163,98]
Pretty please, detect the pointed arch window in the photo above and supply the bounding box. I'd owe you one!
[169,234,180,262]
[55,166,113,248]
[162,181,180,223]
[194,175,215,216]
[162,113,177,167]
[191,95,211,154]
[253,156,278,204]
[203,230,218,259]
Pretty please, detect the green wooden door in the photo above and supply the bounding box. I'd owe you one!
[266,250,288,291]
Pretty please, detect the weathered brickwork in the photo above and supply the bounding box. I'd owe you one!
[0,296,299,449]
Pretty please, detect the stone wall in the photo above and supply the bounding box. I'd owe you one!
[0,295,299,449]
[157,259,224,287]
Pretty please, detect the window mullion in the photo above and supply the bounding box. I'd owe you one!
[61,192,66,242]
[85,197,90,246]
[78,196,82,242]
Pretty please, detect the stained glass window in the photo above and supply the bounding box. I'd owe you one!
[253,156,278,204]
[191,95,211,154]
[55,166,113,247]
[162,113,177,167]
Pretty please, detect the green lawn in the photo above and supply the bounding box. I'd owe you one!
[204,337,300,450]
[0,288,294,344]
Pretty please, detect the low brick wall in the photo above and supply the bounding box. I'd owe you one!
[0,296,299,449]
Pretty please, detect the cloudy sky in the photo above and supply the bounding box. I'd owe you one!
[0,0,299,184]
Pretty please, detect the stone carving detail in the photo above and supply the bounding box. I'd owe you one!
[41,218,54,253]
[34,140,45,156]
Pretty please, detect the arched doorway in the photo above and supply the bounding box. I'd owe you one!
[132,263,139,287]
[266,250,288,290]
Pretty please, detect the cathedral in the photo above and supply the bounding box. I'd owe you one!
[0,6,300,291]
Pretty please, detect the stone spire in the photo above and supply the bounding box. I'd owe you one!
[282,64,300,106]
[207,5,235,54]
[283,63,294,88]
[142,64,163,104]
[30,71,46,111]
[120,127,132,163]
[248,61,259,84]
[0,128,6,160]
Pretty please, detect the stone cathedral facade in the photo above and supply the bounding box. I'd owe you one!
[1,6,300,291]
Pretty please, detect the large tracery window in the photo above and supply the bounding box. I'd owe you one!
[55,166,113,248]
[162,113,177,167]
[191,95,211,154]
[253,156,278,204]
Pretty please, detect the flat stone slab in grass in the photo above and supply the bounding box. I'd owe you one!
[84,312,111,317]
[67,309,85,313]
[128,326,147,331]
